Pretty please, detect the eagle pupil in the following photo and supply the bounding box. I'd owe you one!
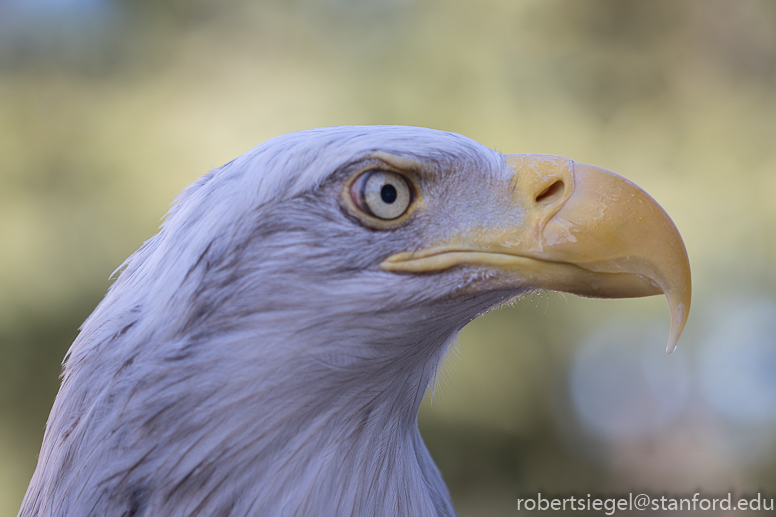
[381,184,397,204]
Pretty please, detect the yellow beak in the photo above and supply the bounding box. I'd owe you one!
[381,154,691,353]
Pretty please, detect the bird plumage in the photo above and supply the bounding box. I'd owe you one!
[21,127,512,516]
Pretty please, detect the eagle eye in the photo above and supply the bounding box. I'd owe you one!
[354,170,412,220]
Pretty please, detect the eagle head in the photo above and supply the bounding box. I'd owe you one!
[21,126,690,517]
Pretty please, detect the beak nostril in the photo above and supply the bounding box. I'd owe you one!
[535,180,564,204]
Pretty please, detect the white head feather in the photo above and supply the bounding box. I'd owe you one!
[21,126,521,517]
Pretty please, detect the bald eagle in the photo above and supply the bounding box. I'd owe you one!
[20,126,690,517]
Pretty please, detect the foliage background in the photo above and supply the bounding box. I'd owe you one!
[1,0,775,514]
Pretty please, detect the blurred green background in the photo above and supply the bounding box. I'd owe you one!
[2,0,776,515]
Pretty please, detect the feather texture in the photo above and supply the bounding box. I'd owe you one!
[20,126,521,517]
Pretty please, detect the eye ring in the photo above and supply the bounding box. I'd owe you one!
[352,170,413,220]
